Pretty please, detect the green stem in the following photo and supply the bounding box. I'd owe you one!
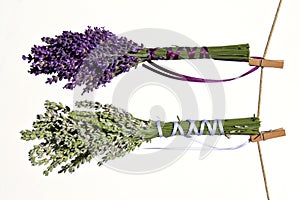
[141,117,260,140]
[129,44,250,62]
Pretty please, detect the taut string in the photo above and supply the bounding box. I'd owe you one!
[256,1,283,200]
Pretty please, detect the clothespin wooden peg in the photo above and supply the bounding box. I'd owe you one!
[250,128,286,142]
[249,58,284,69]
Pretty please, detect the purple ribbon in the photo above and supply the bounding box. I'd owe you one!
[143,61,259,83]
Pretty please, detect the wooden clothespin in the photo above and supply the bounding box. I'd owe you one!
[249,58,284,69]
[250,128,286,142]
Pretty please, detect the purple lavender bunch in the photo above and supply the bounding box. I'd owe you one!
[22,26,144,93]
[23,26,250,93]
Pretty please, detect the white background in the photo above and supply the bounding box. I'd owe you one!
[0,0,299,199]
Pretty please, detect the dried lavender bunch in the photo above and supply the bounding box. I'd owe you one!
[20,100,151,175]
[20,101,259,175]
[22,26,250,93]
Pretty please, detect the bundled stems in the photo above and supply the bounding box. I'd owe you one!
[134,44,250,62]
[144,117,260,139]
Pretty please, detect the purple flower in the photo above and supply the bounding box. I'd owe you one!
[23,26,144,93]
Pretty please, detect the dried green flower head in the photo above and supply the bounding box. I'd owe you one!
[20,100,152,175]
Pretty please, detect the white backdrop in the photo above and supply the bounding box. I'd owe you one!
[0,0,299,199]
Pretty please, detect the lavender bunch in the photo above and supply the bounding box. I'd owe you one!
[20,100,151,175]
[23,26,250,93]
[22,27,144,93]
[20,100,259,175]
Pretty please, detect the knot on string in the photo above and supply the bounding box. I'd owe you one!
[156,119,224,138]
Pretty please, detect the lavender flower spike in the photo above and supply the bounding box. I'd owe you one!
[22,26,144,93]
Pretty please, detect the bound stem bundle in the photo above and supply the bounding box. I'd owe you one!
[20,101,259,175]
